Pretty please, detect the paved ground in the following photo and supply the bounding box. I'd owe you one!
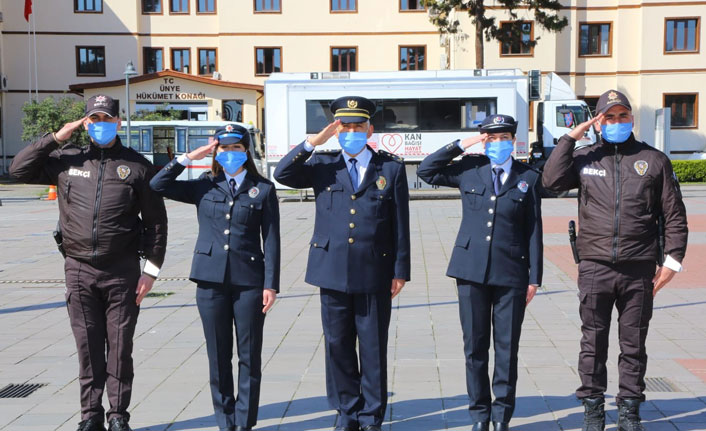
[1,185,705,431]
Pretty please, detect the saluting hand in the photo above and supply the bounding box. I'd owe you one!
[652,266,676,297]
[186,138,218,161]
[391,278,405,299]
[135,274,155,305]
[307,120,342,147]
[263,288,277,313]
[55,116,88,142]
[460,133,488,150]
[568,112,604,141]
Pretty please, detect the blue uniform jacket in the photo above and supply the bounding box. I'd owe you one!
[150,159,280,292]
[274,142,411,293]
[418,142,543,288]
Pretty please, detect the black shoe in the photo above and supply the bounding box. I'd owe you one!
[361,426,382,431]
[492,422,509,431]
[617,399,645,431]
[333,426,358,431]
[582,397,605,431]
[472,422,490,431]
[108,417,132,431]
[76,417,106,431]
[234,427,252,431]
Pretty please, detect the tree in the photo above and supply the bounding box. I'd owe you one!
[422,0,568,69]
[21,96,87,146]
[128,103,184,121]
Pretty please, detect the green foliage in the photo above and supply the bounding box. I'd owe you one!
[672,160,706,183]
[128,103,184,121]
[21,96,87,146]
[422,0,568,67]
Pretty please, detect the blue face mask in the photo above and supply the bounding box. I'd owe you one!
[338,132,368,155]
[601,122,633,144]
[485,140,514,165]
[215,151,248,175]
[87,122,118,147]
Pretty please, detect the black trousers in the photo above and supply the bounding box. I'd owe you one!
[64,255,141,422]
[576,259,655,402]
[320,288,392,429]
[457,281,527,424]
[196,283,265,430]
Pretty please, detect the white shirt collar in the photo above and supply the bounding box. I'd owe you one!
[225,169,247,190]
[342,147,372,169]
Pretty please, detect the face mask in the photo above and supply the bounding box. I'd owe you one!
[338,132,368,155]
[485,140,514,165]
[601,122,633,144]
[87,122,118,147]
[215,151,248,175]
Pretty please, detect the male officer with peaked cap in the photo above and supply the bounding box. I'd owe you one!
[543,90,688,431]
[274,96,411,431]
[10,95,168,431]
[418,114,543,431]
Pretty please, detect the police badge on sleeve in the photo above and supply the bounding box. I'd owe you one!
[518,180,529,193]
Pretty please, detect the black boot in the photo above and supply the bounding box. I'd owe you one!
[581,397,605,431]
[617,399,645,431]
[76,417,106,431]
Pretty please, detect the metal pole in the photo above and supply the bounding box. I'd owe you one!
[126,74,131,148]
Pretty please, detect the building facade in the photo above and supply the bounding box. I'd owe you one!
[0,0,703,173]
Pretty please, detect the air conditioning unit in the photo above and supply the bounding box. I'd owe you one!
[212,71,222,80]
[0,75,8,92]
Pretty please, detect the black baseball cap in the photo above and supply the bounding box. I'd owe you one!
[214,124,250,148]
[85,94,119,117]
[595,89,632,115]
[330,96,376,124]
[479,114,518,135]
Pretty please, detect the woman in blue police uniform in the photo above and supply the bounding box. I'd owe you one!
[418,115,543,431]
[150,125,280,431]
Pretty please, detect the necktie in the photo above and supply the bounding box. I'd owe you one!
[229,178,237,196]
[349,158,359,192]
[493,167,504,196]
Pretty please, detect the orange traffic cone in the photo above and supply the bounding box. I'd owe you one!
[47,185,57,200]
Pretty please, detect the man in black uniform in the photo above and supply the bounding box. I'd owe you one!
[542,90,688,431]
[10,95,168,431]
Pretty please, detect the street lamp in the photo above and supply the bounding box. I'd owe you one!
[124,61,138,148]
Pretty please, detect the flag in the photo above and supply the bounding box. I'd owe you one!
[24,0,33,21]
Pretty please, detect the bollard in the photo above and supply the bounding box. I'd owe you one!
[47,185,57,200]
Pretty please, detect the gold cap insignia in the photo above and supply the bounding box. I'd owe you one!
[347,100,358,109]
[608,91,619,101]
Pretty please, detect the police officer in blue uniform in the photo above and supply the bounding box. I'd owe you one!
[150,125,280,431]
[274,96,411,431]
[418,115,543,431]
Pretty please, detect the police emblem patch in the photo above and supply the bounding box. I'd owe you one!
[225,124,234,132]
[347,99,358,109]
[518,180,529,193]
[117,165,131,180]
[634,160,648,176]
[493,116,503,124]
[376,176,387,190]
[248,187,260,198]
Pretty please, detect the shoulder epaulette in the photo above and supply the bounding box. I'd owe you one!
[315,149,342,156]
[515,160,542,174]
[377,150,404,163]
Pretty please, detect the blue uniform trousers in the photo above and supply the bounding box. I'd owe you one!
[196,282,265,430]
[320,288,392,429]
[457,281,527,424]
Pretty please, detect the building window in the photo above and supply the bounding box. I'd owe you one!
[664,93,698,128]
[142,0,162,14]
[331,47,357,72]
[144,48,164,74]
[75,0,102,13]
[170,0,189,13]
[222,100,244,122]
[500,21,533,56]
[400,0,424,11]
[255,0,281,12]
[579,22,611,56]
[255,47,282,76]
[198,48,217,75]
[331,0,356,12]
[171,48,191,73]
[197,0,216,13]
[665,18,700,53]
[76,46,105,76]
[399,46,425,70]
